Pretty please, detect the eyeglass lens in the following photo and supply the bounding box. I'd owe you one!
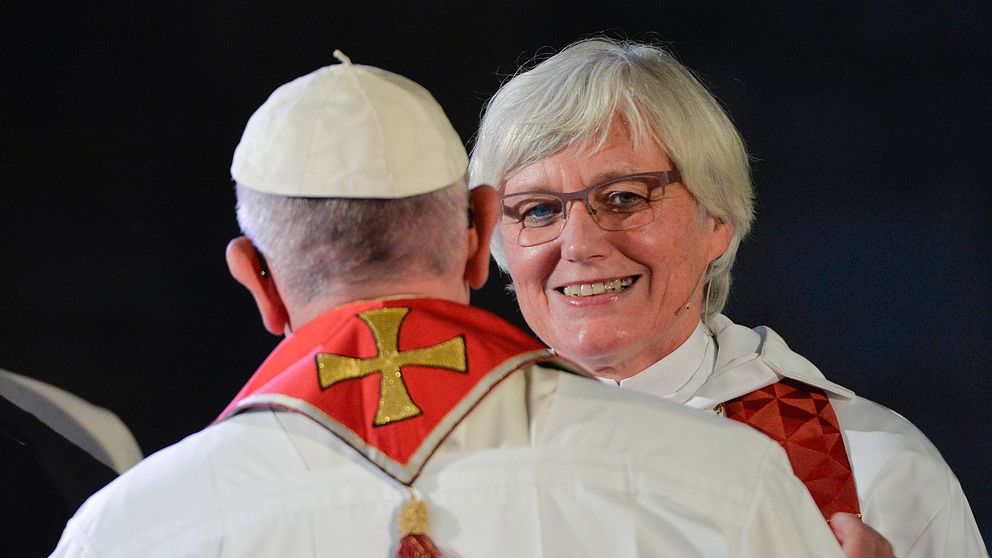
[501,173,671,247]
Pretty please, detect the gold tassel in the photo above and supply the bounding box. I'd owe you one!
[396,498,443,558]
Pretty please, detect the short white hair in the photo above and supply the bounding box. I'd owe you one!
[470,38,754,321]
[235,180,469,305]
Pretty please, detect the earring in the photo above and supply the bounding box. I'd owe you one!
[254,246,269,278]
[702,272,714,321]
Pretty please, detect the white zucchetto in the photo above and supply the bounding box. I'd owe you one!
[231,50,467,199]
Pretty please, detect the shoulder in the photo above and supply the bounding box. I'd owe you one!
[542,370,797,499]
[724,320,977,553]
[829,389,952,479]
[831,394,988,557]
[711,317,942,456]
[532,370,845,552]
[830,392,958,503]
[720,317,956,488]
[56,410,339,557]
[437,367,829,554]
[832,393,943,458]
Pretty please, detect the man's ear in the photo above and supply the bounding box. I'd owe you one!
[226,236,290,335]
[464,185,498,290]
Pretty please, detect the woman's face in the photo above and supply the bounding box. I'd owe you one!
[500,122,733,379]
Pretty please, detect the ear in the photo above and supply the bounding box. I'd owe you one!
[464,185,499,290]
[226,236,290,335]
[705,215,735,264]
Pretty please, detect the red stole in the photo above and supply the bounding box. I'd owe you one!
[215,297,580,485]
[723,378,861,519]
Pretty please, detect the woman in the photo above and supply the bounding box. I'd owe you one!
[470,38,985,558]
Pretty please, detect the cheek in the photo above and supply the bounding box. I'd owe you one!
[622,221,708,295]
[504,246,556,324]
[505,242,554,289]
[619,230,683,272]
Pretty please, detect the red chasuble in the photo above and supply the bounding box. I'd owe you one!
[724,378,861,519]
[216,297,583,485]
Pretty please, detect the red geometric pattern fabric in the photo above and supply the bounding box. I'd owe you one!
[724,378,860,519]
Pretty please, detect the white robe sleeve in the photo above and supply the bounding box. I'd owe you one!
[740,444,845,558]
[860,450,988,557]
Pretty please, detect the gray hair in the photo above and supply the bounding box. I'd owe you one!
[470,38,754,321]
[235,180,469,305]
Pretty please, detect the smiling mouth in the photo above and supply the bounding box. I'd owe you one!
[558,276,636,297]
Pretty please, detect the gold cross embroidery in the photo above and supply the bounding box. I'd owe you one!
[316,307,467,426]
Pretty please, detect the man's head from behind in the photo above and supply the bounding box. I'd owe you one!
[226,52,497,334]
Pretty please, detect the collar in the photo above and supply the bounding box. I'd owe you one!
[597,315,855,410]
[216,296,573,485]
[683,314,854,409]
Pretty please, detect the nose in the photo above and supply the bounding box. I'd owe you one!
[558,199,611,262]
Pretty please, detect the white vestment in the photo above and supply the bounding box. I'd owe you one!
[606,315,987,558]
[54,365,843,558]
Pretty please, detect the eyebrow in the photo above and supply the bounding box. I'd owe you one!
[503,167,643,195]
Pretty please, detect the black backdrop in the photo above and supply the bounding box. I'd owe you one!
[2,1,989,544]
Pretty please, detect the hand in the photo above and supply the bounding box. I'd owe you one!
[830,513,895,558]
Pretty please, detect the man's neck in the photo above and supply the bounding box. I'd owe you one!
[287,277,469,332]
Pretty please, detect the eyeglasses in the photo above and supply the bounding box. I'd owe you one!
[499,170,681,247]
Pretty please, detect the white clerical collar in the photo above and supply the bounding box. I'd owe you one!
[597,321,715,404]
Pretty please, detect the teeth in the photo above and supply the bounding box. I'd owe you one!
[563,277,634,297]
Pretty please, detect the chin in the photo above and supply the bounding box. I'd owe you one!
[552,334,629,371]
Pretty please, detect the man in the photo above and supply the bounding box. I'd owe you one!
[470,38,987,557]
[53,52,852,557]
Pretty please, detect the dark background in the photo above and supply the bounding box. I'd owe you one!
[2,0,988,546]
